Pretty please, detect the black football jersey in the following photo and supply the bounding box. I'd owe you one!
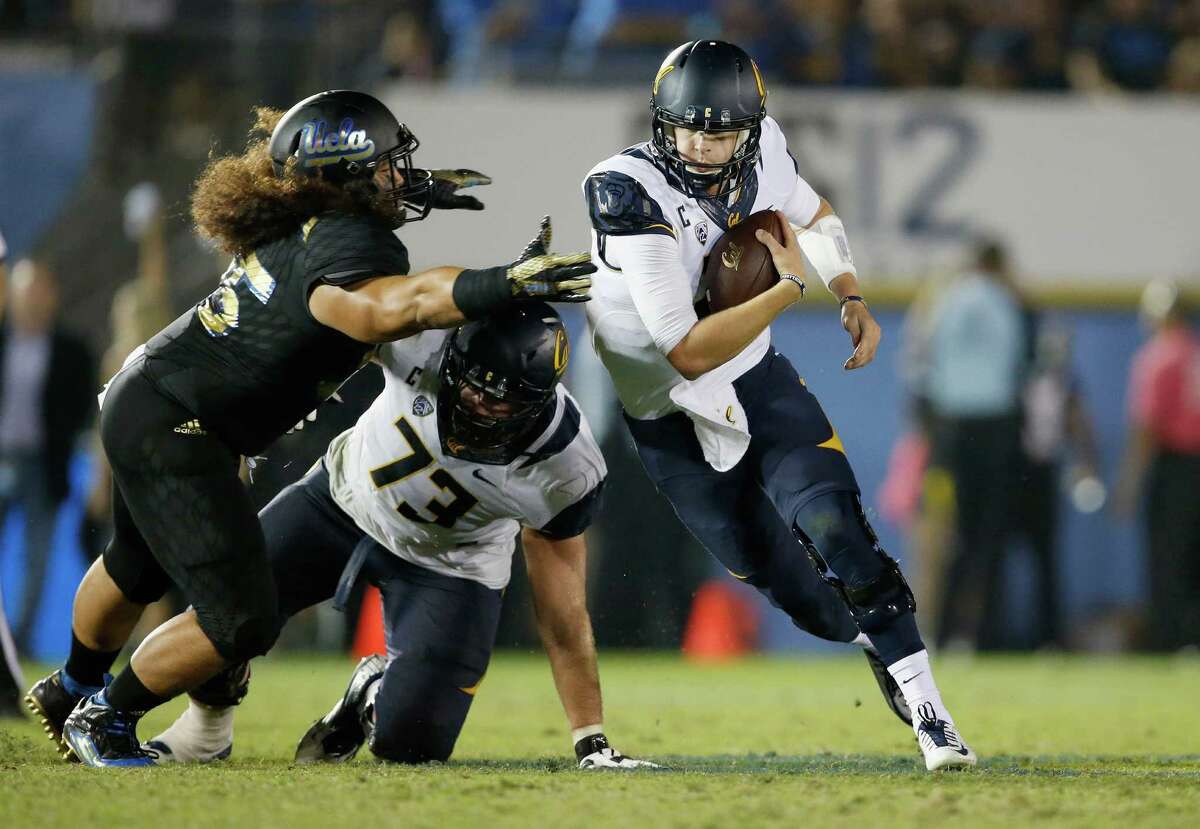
[142,212,409,456]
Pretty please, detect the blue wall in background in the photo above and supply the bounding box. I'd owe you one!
[752,308,1145,652]
[0,73,96,259]
[0,73,97,662]
[0,310,1150,660]
[1,455,91,661]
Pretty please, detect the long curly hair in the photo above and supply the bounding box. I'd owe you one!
[191,107,399,255]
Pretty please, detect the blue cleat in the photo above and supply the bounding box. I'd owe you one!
[62,692,157,768]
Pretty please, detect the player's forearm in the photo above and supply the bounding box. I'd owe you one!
[367,266,469,340]
[538,617,604,729]
[311,268,470,343]
[523,529,604,729]
[828,272,863,302]
[668,281,799,380]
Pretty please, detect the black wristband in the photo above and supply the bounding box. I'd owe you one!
[452,267,512,319]
[574,732,610,761]
[839,294,866,307]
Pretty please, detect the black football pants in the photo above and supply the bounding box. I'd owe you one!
[99,357,281,662]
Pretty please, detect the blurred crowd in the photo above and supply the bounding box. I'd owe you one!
[441,0,1200,91]
[887,242,1199,653]
[2,1,1200,91]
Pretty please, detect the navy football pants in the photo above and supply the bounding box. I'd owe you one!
[255,462,502,763]
[625,348,923,662]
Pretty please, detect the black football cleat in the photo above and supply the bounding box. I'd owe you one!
[62,693,157,767]
[25,670,96,760]
[863,648,913,726]
[294,655,385,764]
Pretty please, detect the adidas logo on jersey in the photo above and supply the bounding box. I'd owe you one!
[173,419,207,435]
[412,395,433,417]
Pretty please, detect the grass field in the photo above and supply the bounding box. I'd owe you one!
[3,652,1199,828]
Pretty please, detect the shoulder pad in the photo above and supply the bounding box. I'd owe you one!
[585,171,676,238]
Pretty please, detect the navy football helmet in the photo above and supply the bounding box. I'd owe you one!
[268,90,434,223]
[649,41,767,200]
[438,303,568,465]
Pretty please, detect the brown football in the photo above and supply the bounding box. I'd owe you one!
[703,210,787,313]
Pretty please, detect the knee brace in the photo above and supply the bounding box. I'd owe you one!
[190,661,251,707]
[793,495,916,634]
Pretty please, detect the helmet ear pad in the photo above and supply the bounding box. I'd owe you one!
[436,303,567,466]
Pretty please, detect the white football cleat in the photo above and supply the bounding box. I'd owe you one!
[913,701,976,771]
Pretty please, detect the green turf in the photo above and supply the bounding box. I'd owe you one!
[3,653,1199,828]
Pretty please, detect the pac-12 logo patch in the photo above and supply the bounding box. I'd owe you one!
[694,220,709,244]
[412,395,434,416]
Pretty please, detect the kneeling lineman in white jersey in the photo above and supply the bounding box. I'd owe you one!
[148,303,653,769]
[582,40,974,770]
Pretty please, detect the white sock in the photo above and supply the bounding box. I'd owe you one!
[886,650,952,726]
[164,699,234,753]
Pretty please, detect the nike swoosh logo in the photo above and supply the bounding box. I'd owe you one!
[901,672,924,684]
[471,469,496,487]
[955,747,970,755]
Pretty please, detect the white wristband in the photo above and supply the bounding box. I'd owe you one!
[793,214,857,289]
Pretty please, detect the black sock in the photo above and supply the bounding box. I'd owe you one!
[64,633,121,689]
[864,611,925,667]
[105,667,170,714]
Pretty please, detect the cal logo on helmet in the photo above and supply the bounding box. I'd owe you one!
[553,328,570,376]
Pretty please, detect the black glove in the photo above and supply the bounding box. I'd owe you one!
[412,168,492,211]
[504,215,593,303]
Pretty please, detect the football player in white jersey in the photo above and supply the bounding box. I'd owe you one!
[582,40,974,771]
[147,304,653,769]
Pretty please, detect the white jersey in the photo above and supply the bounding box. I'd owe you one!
[325,330,606,589]
[582,116,822,419]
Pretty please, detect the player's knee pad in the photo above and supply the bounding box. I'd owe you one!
[199,611,284,663]
[102,543,171,605]
[190,661,251,707]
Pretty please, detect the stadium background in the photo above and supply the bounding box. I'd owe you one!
[0,0,1196,662]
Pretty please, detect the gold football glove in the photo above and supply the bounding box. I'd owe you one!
[506,216,593,303]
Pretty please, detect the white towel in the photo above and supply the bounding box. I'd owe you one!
[669,371,750,472]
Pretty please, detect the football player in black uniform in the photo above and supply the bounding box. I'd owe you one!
[25,89,594,767]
